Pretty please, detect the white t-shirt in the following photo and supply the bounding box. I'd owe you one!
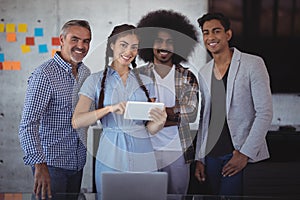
[151,65,181,151]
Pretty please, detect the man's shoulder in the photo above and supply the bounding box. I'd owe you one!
[233,47,263,62]
[138,62,151,69]
[176,64,198,79]
[80,63,91,73]
[32,58,57,75]
[137,62,153,75]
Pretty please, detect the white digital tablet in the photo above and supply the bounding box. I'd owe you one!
[124,101,164,120]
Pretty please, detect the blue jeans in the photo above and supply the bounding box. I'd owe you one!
[205,154,244,196]
[32,166,83,200]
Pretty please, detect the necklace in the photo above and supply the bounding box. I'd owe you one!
[214,63,230,80]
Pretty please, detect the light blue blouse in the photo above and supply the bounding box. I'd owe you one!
[79,66,157,172]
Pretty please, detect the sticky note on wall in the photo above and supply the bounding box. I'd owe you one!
[38,44,48,53]
[2,61,21,70]
[21,44,31,53]
[34,28,43,37]
[4,193,22,200]
[18,23,28,33]
[0,53,4,62]
[52,49,59,57]
[52,37,60,46]
[12,61,21,70]
[26,37,35,45]
[6,23,16,32]
[0,24,4,32]
[7,33,16,42]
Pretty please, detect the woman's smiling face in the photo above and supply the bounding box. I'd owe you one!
[110,33,139,66]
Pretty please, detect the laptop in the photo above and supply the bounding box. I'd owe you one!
[101,171,168,200]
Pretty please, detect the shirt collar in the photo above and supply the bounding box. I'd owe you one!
[107,65,134,77]
[54,51,83,74]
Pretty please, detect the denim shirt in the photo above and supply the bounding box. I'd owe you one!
[79,66,157,171]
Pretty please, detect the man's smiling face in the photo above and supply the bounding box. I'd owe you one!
[153,30,174,66]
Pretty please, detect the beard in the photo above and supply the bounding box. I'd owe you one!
[70,48,86,63]
[154,49,173,64]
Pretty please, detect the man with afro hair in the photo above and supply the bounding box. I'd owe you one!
[136,9,199,195]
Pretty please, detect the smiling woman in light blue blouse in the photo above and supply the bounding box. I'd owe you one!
[72,24,167,193]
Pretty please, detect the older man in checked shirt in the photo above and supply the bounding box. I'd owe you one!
[19,20,92,200]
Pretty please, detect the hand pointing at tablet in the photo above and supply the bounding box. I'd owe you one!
[109,102,126,115]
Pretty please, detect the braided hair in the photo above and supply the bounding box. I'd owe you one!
[98,24,151,109]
